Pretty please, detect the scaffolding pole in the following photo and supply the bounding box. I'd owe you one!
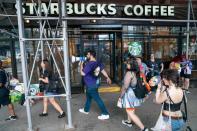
[186,0,191,59]
[23,16,197,23]
[16,0,33,131]
[61,0,74,129]
[38,0,44,60]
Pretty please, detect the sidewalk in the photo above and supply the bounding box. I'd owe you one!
[0,88,197,131]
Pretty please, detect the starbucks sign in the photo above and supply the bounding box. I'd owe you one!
[128,42,142,56]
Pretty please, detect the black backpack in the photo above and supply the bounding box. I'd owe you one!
[132,75,148,99]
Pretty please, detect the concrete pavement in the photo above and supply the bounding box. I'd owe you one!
[0,88,197,131]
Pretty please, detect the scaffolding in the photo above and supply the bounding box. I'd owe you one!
[16,0,73,130]
[13,0,195,130]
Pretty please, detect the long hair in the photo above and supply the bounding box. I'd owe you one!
[41,59,52,76]
[127,59,143,88]
[161,69,183,88]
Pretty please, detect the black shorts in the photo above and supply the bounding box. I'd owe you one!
[180,69,191,79]
[0,88,11,107]
[183,74,191,79]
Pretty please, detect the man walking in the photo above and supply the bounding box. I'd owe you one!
[79,50,111,120]
[0,60,17,121]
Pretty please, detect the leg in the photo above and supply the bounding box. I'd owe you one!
[49,97,63,114]
[126,109,144,130]
[127,113,132,122]
[184,78,190,90]
[91,89,109,115]
[7,104,16,116]
[43,98,48,113]
[84,89,92,112]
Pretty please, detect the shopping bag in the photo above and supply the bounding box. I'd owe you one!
[151,112,172,131]
[117,98,123,108]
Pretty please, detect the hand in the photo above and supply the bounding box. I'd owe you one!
[118,97,121,101]
[106,77,112,84]
[39,78,42,81]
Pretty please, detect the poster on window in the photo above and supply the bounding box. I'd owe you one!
[128,42,143,56]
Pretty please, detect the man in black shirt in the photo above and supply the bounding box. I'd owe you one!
[146,53,164,74]
[0,60,17,121]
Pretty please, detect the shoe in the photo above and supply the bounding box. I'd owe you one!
[5,115,17,121]
[186,90,191,94]
[142,127,149,131]
[39,113,48,117]
[98,114,109,120]
[122,120,132,127]
[79,108,89,115]
[58,112,66,118]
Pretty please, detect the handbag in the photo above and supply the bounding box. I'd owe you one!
[151,104,172,131]
[117,98,123,108]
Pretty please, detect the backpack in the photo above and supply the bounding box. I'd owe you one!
[0,69,10,89]
[92,62,101,78]
[132,73,148,99]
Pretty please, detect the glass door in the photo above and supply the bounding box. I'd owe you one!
[83,33,115,84]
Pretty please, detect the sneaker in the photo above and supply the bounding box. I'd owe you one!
[122,120,132,127]
[142,127,149,131]
[5,115,17,121]
[186,90,191,94]
[98,114,109,120]
[39,113,48,117]
[79,108,89,115]
[58,112,66,118]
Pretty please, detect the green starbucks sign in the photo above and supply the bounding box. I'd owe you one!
[128,42,142,56]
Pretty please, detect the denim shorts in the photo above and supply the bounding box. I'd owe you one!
[163,116,185,131]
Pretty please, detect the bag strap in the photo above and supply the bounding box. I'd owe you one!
[183,91,188,121]
[165,89,175,104]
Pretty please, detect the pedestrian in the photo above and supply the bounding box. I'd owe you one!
[39,59,65,118]
[155,69,185,131]
[146,53,164,74]
[122,56,150,128]
[119,59,148,131]
[79,50,111,120]
[0,60,17,121]
[180,59,192,94]
[136,56,148,75]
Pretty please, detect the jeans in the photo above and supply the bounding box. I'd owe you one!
[84,87,109,115]
[163,117,185,131]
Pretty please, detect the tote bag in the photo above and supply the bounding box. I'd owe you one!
[151,104,172,131]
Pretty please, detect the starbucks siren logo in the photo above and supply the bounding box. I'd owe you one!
[128,42,142,56]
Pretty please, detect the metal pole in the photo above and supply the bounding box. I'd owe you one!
[61,0,74,129]
[16,0,33,131]
[23,16,197,23]
[38,0,44,60]
[10,37,18,78]
[186,0,191,59]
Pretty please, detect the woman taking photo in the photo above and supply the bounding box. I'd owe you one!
[155,69,185,131]
[120,59,148,131]
[39,59,65,118]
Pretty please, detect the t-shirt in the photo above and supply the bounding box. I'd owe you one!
[0,69,7,87]
[83,61,104,88]
[40,70,51,89]
[146,60,163,73]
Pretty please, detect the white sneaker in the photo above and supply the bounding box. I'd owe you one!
[98,114,109,120]
[79,108,89,115]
